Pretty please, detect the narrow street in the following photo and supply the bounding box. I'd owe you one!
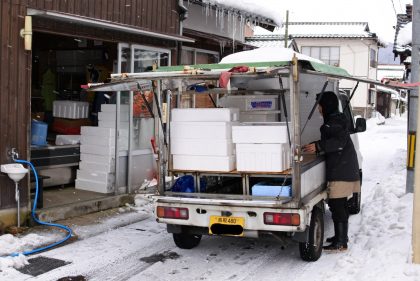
[2,114,416,281]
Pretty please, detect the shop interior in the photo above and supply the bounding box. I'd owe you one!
[30,32,119,209]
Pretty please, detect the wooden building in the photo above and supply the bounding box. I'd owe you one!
[0,0,191,227]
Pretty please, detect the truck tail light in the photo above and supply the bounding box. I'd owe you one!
[263,212,300,226]
[157,206,189,220]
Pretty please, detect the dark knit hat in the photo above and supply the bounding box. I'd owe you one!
[317,91,339,119]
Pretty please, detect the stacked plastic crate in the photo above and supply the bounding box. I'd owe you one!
[75,104,129,193]
[170,108,239,172]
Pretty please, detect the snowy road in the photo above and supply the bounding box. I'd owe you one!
[2,114,420,281]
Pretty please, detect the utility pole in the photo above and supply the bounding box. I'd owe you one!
[408,1,419,194]
[284,10,289,48]
[412,0,420,264]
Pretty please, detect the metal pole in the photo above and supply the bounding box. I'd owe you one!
[412,0,420,263]
[15,182,20,228]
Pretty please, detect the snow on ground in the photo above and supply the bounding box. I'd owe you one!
[1,113,420,280]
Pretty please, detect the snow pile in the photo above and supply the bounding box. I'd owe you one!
[220,47,324,64]
[202,0,283,26]
[398,22,412,46]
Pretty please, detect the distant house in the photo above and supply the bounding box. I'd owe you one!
[245,34,299,51]
[281,22,383,118]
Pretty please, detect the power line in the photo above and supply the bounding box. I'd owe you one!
[390,0,398,16]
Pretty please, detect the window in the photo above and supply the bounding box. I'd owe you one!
[370,48,377,68]
[181,47,219,65]
[301,46,340,66]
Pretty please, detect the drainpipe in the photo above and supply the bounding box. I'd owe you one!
[177,0,188,65]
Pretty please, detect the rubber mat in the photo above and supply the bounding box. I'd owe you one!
[17,256,70,277]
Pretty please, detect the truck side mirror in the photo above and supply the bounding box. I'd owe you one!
[355,118,366,133]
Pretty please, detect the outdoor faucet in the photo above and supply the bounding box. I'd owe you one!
[9,148,19,161]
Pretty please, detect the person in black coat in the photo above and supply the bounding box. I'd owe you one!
[303,91,360,251]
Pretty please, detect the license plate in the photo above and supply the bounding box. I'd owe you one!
[209,216,245,236]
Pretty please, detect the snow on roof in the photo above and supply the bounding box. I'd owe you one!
[284,22,375,38]
[202,0,283,26]
[377,65,405,80]
[220,47,324,64]
[397,22,412,46]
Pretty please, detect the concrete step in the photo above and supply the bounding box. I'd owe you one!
[35,194,135,222]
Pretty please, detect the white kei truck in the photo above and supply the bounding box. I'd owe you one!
[89,48,402,261]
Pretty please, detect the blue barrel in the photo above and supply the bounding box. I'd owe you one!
[31,120,48,146]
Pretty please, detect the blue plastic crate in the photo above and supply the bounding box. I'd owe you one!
[251,182,292,197]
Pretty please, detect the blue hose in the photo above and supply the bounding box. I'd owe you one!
[8,159,73,257]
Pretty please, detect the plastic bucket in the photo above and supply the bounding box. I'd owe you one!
[31,120,48,146]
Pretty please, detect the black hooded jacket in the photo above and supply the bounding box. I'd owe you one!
[316,112,360,182]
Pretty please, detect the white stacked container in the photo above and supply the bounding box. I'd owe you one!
[232,122,291,172]
[76,105,129,193]
[170,108,239,172]
[53,101,89,119]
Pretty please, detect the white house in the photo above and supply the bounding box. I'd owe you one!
[281,22,383,117]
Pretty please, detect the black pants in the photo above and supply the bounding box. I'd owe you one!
[328,197,349,223]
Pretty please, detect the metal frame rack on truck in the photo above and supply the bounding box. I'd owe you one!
[88,48,407,261]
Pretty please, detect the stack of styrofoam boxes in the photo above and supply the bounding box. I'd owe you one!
[75,104,129,193]
[53,101,89,119]
[170,108,239,172]
[232,123,291,172]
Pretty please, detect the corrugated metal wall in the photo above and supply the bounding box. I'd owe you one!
[0,0,181,210]
[0,0,31,209]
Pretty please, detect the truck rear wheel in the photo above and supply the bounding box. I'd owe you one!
[299,207,324,261]
[173,233,202,249]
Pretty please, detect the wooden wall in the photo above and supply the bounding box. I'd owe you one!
[0,0,31,209]
[26,0,180,35]
[0,0,181,210]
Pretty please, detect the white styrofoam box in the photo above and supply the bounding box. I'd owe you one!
[80,153,115,166]
[81,144,128,155]
[81,126,128,137]
[173,155,235,172]
[53,101,89,119]
[81,135,128,147]
[77,169,115,185]
[236,143,290,172]
[170,121,237,140]
[232,122,289,144]
[75,178,114,193]
[98,111,129,122]
[79,161,113,173]
[171,108,239,122]
[99,121,130,129]
[55,135,81,145]
[101,104,130,112]
[171,139,234,156]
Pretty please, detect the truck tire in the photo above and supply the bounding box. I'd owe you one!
[348,192,361,214]
[299,207,324,261]
[173,233,202,249]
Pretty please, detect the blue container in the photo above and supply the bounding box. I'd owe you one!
[252,182,292,197]
[31,120,48,146]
